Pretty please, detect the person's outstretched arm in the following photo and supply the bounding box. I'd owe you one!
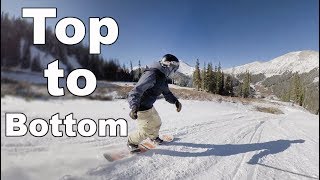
[163,84,182,112]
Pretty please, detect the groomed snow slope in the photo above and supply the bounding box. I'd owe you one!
[1,97,319,180]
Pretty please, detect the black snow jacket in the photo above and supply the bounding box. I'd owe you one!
[128,61,178,111]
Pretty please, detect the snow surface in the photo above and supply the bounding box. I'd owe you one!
[29,46,68,70]
[1,96,318,180]
[1,71,67,87]
[67,55,82,69]
[1,71,47,84]
[224,51,319,77]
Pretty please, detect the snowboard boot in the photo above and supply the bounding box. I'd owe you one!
[127,141,141,153]
[151,137,164,145]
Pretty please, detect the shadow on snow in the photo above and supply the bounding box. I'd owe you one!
[155,139,304,164]
[151,139,318,179]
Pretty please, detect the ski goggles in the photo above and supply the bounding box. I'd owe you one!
[160,60,180,73]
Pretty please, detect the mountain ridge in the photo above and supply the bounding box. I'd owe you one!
[224,50,319,77]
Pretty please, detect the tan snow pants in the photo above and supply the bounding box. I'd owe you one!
[128,107,162,145]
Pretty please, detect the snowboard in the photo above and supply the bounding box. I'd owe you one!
[103,134,174,162]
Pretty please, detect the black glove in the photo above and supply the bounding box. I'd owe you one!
[129,107,138,120]
[175,101,182,112]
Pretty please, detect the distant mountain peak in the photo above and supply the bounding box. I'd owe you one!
[224,50,319,77]
[177,60,195,76]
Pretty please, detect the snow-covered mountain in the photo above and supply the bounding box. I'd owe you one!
[224,50,319,77]
[177,60,195,76]
[15,39,81,73]
[222,50,319,114]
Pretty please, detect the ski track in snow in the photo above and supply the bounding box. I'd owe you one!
[1,97,319,180]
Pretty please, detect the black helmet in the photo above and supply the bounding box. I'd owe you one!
[162,54,179,62]
[160,54,180,76]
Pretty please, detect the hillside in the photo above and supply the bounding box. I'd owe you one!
[1,13,132,82]
[224,50,319,114]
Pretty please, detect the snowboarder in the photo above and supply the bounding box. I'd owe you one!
[127,54,182,152]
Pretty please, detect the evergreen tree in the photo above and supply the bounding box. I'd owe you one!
[238,84,243,97]
[138,60,142,79]
[130,61,133,72]
[213,65,218,94]
[225,75,233,96]
[281,89,291,102]
[291,73,304,106]
[221,72,225,94]
[31,56,42,72]
[242,71,251,98]
[299,89,305,106]
[206,63,215,92]
[201,62,206,90]
[193,59,202,90]
[21,44,31,69]
[216,62,224,95]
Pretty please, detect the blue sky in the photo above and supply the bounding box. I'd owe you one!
[2,0,319,68]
